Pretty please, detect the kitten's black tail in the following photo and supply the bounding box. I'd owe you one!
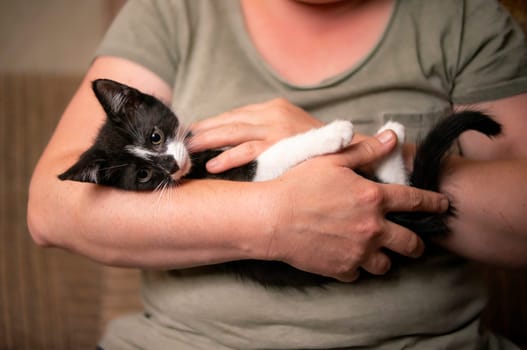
[388,110,501,236]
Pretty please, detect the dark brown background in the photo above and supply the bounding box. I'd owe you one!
[1,1,526,349]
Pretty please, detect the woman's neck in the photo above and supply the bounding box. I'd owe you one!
[254,0,369,28]
[241,0,395,85]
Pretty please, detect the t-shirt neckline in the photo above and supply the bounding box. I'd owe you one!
[232,0,400,91]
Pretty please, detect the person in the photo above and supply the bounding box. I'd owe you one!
[27,0,527,349]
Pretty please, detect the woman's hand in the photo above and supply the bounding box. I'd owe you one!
[266,133,449,282]
[190,98,323,173]
[190,98,447,281]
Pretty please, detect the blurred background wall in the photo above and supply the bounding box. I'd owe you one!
[0,1,142,349]
[0,0,526,349]
[0,1,111,75]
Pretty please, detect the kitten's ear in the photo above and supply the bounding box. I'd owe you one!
[58,149,107,185]
[92,79,141,123]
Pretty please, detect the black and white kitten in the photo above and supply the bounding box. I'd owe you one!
[59,79,501,287]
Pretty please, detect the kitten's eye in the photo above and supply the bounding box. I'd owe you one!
[150,127,165,146]
[137,168,153,183]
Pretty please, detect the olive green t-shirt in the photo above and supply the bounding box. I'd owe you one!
[96,0,527,349]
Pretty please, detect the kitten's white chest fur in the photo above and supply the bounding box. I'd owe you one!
[253,120,408,185]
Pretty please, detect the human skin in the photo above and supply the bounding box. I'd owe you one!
[192,0,527,267]
[191,94,527,268]
[27,0,527,284]
[26,56,447,282]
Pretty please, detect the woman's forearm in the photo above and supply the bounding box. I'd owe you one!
[28,133,449,281]
[438,156,527,267]
[27,55,447,279]
[28,159,277,269]
[26,56,278,270]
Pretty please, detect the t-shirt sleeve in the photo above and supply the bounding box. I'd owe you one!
[95,0,183,86]
[451,0,527,104]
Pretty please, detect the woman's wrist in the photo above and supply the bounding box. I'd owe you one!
[237,179,289,262]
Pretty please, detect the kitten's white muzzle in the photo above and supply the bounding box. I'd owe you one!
[166,140,191,180]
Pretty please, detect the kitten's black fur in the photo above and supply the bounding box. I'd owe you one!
[59,79,501,287]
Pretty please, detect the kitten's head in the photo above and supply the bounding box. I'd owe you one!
[58,79,191,190]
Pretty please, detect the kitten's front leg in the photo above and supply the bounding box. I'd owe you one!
[253,120,354,182]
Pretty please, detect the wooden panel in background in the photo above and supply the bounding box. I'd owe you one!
[0,74,141,350]
[502,0,527,30]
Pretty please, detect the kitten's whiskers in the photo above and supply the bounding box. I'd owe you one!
[176,123,192,145]
[98,164,129,171]
[153,178,175,209]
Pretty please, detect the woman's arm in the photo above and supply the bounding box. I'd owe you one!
[192,94,527,268]
[27,56,447,281]
[27,56,277,269]
[437,94,527,267]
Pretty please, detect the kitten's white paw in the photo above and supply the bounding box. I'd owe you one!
[375,121,408,185]
[318,120,354,152]
[377,121,405,145]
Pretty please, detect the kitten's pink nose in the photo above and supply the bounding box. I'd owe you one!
[170,163,180,174]
[159,155,179,174]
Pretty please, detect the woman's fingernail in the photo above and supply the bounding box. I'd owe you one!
[376,130,394,144]
[441,198,450,211]
[412,242,425,258]
[206,158,219,171]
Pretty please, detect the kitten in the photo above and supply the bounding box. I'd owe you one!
[59,79,501,287]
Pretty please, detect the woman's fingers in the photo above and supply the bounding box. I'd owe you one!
[190,100,324,172]
[206,141,267,173]
[354,222,423,276]
[190,122,270,173]
[328,130,398,168]
[191,98,323,150]
[334,269,361,283]
[189,122,267,152]
[327,132,448,214]
[191,101,267,132]
[380,221,425,258]
[360,251,392,275]
[359,228,422,276]
[380,183,449,214]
